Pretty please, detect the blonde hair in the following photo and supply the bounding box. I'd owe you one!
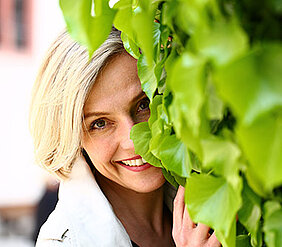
[29,28,124,180]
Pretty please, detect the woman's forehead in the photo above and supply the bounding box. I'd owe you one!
[84,53,142,113]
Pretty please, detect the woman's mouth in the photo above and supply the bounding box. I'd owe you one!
[116,156,152,172]
[120,157,146,166]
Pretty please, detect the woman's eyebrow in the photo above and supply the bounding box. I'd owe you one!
[84,112,111,119]
[131,91,146,103]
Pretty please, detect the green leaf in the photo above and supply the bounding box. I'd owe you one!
[158,135,191,177]
[169,96,204,158]
[168,52,206,136]
[149,97,172,159]
[263,201,282,247]
[60,0,117,56]
[137,53,157,100]
[216,220,237,247]
[152,21,161,48]
[201,137,241,186]
[113,0,135,40]
[148,95,162,128]
[113,0,140,59]
[205,74,225,120]
[130,122,162,167]
[237,112,282,193]
[162,168,179,188]
[121,32,140,59]
[264,201,281,218]
[238,179,262,247]
[171,171,186,187]
[189,151,202,173]
[215,44,282,126]
[191,20,248,66]
[186,173,242,242]
[132,5,155,67]
[167,51,211,158]
[149,117,170,159]
[162,168,186,187]
[162,0,178,31]
[236,234,251,247]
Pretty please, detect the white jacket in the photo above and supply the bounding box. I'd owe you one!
[36,157,176,247]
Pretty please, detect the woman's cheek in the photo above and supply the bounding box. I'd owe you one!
[88,136,117,163]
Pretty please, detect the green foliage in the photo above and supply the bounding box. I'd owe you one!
[60,0,282,246]
[60,0,117,56]
[263,201,282,247]
[186,173,242,247]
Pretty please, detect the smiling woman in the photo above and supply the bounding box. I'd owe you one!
[82,53,165,194]
[29,27,220,247]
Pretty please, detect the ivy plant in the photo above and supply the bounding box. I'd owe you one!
[59,0,282,246]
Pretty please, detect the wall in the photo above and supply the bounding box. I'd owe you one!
[0,0,65,206]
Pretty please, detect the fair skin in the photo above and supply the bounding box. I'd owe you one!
[82,52,220,247]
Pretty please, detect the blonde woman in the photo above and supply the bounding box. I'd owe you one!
[30,28,221,247]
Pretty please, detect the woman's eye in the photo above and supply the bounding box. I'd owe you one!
[137,98,150,112]
[90,119,106,130]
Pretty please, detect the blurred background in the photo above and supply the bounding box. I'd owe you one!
[0,0,65,246]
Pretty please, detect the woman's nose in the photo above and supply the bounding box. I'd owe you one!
[119,118,135,151]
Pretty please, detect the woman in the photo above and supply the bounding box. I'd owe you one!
[30,28,221,247]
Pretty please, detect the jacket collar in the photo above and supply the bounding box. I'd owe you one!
[58,156,132,246]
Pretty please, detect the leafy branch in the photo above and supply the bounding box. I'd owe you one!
[59,0,282,246]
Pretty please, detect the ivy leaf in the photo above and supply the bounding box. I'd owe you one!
[121,32,140,59]
[130,122,162,167]
[149,97,172,159]
[137,53,157,100]
[169,96,203,158]
[238,179,262,247]
[168,52,206,136]
[237,112,282,193]
[162,168,186,187]
[201,137,241,186]
[162,0,178,32]
[175,0,206,36]
[150,117,170,159]
[132,4,155,67]
[215,44,282,126]
[192,20,248,66]
[162,168,179,188]
[186,173,242,243]
[167,51,210,158]
[235,234,251,247]
[148,95,162,128]
[113,0,140,59]
[113,0,134,40]
[60,0,117,56]
[171,171,186,187]
[158,135,191,178]
[263,201,282,247]
[205,75,224,120]
[216,220,237,247]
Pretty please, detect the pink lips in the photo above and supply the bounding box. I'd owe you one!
[116,155,152,172]
[118,162,152,172]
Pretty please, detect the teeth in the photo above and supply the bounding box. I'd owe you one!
[141,158,147,164]
[122,158,145,167]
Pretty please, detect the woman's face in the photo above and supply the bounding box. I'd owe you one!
[82,52,165,193]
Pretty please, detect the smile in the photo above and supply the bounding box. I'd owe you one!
[116,156,152,172]
[120,157,146,167]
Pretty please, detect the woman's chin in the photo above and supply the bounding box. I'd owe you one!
[123,173,166,194]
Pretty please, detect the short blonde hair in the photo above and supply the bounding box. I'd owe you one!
[29,28,124,180]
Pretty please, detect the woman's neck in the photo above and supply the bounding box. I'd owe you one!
[95,171,166,236]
